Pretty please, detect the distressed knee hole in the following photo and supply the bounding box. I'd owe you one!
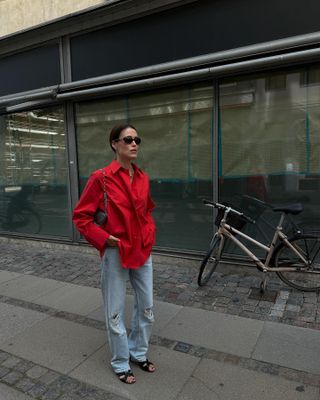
[108,313,123,335]
[111,313,120,325]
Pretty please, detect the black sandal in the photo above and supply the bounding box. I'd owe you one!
[116,370,136,384]
[130,358,155,373]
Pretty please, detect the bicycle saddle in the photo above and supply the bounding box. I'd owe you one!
[272,203,303,215]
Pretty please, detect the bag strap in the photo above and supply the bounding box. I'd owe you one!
[100,169,107,212]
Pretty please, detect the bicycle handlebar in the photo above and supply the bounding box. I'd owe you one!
[202,199,255,224]
[241,194,272,209]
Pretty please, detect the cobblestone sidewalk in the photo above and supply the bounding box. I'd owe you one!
[0,238,319,331]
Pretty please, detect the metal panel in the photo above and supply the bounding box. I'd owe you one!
[65,102,81,241]
[57,46,320,101]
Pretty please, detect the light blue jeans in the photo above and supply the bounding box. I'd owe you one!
[101,248,154,373]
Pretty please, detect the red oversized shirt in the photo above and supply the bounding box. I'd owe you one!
[72,160,156,269]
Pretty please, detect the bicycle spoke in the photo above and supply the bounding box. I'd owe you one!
[275,235,320,291]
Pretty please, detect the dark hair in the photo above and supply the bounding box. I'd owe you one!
[109,124,137,152]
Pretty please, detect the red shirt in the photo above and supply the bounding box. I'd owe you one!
[72,160,156,269]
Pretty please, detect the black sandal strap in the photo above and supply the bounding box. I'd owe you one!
[116,370,135,384]
[130,357,155,372]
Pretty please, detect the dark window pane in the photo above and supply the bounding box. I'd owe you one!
[71,0,320,80]
[0,44,60,96]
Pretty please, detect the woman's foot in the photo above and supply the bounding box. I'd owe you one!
[130,358,155,373]
[116,370,136,384]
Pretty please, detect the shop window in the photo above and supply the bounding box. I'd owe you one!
[75,84,213,251]
[219,64,320,255]
[0,107,70,237]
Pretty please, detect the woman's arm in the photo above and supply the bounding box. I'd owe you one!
[72,172,111,251]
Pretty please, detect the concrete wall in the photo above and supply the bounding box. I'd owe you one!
[0,0,104,38]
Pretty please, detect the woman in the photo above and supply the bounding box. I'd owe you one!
[73,124,156,384]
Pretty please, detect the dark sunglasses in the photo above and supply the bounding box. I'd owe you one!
[115,136,142,145]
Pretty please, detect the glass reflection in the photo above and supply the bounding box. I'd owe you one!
[75,84,213,251]
[219,65,320,255]
[0,107,70,236]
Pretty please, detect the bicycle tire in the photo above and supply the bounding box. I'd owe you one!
[198,235,224,286]
[11,207,42,234]
[274,234,320,291]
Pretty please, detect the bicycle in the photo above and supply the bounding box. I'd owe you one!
[197,200,320,292]
[0,186,42,234]
[238,194,304,243]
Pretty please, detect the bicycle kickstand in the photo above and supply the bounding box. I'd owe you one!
[260,272,268,294]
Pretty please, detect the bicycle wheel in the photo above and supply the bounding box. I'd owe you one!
[11,207,42,234]
[198,235,224,286]
[274,234,320,291]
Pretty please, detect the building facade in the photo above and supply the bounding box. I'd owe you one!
[0,0,105,37]
[0,0,320,257]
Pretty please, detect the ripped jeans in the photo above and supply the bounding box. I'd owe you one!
[101,248,154,373]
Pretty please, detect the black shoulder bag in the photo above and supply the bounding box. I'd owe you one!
[94,169,108,225]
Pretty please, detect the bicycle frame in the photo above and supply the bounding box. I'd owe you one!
[218,211,309,273]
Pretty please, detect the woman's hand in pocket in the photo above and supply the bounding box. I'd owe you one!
[106,235,120,247]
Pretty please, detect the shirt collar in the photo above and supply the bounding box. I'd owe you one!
[109,160,122,174]
[109,160,141,175]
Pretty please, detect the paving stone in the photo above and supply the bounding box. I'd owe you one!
[15,377,36,392]
[239,311,257,319]
[73,383,104,399]
[222,354,240,365]
[283,311,299,319]
[226,306,241,315]
[50,376,82,392]
[270,310,284,317]
[255,361,280,375]
[2,355,21,369]
[188,346,208,358]
[242,305,256,312]
[206,349,226,362]
[255,306,271,315]
[272,304,286,311]
[26,365,49,379]
[38,371,62,385]
[301,316,316,323]
[0,352,10,364]
[27,382,49,398]
[1,370,24,385]
[58,392,83,400]
[0,366,10,378]
[215,297,230,305]
[40,387,62,400]
[14,360,35,374]
[149,335,175,349]
[287,298,304,306]
[286,304,301,313]
[279,290,290,299]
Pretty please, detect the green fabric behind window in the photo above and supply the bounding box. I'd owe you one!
[75,84,213,251]
[219,65,320,255]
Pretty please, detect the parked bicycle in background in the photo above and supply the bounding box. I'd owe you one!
[0,185,41,234]
[198,199,320,292]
